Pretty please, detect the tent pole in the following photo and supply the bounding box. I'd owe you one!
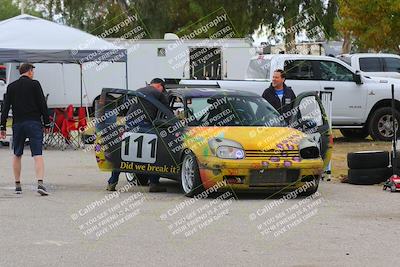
[80,63,83,107]
[125,60,128,90]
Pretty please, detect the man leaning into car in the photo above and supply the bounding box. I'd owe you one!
[106,78,170,193]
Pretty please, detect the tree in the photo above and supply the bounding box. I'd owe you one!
[0,0,42,21]
[336,0,400,53]
[248,0,339,52]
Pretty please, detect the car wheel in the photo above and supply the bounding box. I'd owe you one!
[299,176,320,196]
[347,151,389,169]
[180,152,204,197]
[340,128,369,139]
[125,173,149,186]
[348,167,391,185]
[369,107,400,141]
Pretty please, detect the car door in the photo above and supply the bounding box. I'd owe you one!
[289,91,332,166]
[316,60,367,125]
[95,88,183,179]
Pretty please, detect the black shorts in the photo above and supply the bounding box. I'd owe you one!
[12,120,43,157]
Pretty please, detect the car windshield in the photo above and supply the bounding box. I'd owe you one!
[186,95,286,127]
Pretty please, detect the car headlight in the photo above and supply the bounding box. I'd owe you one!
[216,146,245,159]
[208,138,245,159]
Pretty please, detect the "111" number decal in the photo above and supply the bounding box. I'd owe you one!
[121,132,158,163]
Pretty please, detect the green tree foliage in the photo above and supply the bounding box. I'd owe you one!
[1,0,340,50]
[0,0,42,21]
[336,0,400,53]
[0,0,20,21]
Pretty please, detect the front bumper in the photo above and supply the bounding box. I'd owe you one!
[196,155,323,191]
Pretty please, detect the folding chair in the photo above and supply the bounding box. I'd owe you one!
[64,105,86,149]
[43,108,68,150]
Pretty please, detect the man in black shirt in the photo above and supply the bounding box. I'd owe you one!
[107,78,170,193]
[262,69,296,123]
[0,63,50,195]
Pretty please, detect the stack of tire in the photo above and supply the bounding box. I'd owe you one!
[347,151,391,185]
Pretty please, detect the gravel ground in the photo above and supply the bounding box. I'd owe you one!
[0,145,399,267]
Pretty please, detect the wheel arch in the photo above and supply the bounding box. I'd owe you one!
[365,98,400,127]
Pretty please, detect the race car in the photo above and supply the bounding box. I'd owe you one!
[94,87,332,197]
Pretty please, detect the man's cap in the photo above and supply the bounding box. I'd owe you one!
[150,78,166,90]
[19,63,35,74]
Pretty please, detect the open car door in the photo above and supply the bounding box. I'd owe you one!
[289,91,333,168]
[94,88,184,180]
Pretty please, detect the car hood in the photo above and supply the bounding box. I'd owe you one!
[184,126,306,153]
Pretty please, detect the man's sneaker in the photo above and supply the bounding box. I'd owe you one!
[106,182,118,191]
[15,187,22,194]
[37,184,49,196]
[149,183,167,193]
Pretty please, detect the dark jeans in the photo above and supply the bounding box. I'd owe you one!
[108,171,160,185]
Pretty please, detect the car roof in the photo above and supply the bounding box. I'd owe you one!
[338,53,400,58]
[249,54,337,61]
[168,87,259,98]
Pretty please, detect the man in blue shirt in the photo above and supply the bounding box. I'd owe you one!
[262,69,296,123]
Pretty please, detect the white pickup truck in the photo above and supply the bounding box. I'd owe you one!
[337,53,400,79]
[180,54,400,141]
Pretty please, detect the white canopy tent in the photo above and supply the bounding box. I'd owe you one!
[0,14,128,106]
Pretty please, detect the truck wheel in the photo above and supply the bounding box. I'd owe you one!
[369,107,400,141]
[347,151,389,169]
[340,128,369,139]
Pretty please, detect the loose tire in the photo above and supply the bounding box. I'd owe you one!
[347,151,389,169]
[348,167,391,185]
[180,152,204,197]
[340,128,369,139]
[369,107,400,141]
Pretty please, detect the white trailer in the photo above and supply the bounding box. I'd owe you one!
[4,37,254,109]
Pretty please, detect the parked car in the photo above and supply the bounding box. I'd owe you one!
[337,53,400,79]
[180,54,400,141]
[94,87,332,197]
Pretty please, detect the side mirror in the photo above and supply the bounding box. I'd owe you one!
[353,71,362,84]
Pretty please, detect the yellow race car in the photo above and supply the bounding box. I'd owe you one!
[94,88,332,197]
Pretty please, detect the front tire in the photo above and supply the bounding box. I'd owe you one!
[299,176,320,196]
[125,173,149,186]
[369,107,400,141]
[180,152,204,197]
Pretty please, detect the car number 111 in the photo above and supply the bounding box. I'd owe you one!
[121,132,158,163]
